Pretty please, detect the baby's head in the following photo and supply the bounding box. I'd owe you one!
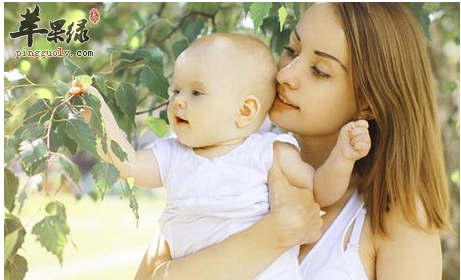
[167,33,277,148]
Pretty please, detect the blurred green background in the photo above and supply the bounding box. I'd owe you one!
[4,2,460,280]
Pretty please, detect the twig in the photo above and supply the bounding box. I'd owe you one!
[158,11,216,46]
[135,101,169,115]
[104,59,144,78]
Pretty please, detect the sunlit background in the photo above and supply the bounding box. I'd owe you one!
[4,2,460,280]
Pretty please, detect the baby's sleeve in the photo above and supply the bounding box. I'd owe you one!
[260,133,300,172]
[273,133,300,152]
[146,137,176,185]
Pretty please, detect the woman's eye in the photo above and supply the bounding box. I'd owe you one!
[283,46,298,58]
[311,66,330,78]
[192,90,203,96]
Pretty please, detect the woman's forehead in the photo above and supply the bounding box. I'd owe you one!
[296,3,349,66]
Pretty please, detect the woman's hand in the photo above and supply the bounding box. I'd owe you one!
[268,159,323,247]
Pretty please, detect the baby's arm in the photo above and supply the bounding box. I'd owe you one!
[79,85,162,188]
[273,142,315,191]
[274,120,370,208]
[314,120,371,207]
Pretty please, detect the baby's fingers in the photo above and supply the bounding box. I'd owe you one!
[350,126,369,137]
[351,119,369,129]
[353,141,371,153]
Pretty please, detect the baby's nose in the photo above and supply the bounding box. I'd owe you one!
[173,97,186,108]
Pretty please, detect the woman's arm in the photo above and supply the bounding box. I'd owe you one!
[375,201,442,279]
[134,161,323,280]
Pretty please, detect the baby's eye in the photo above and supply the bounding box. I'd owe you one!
[169,88,180,95]
[283,46,298,58]
[192,90,203,96]
[311,65,330,78]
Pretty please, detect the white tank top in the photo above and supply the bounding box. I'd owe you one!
[299,190,369,280]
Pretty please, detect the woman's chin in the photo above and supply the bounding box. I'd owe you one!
[269,108,296,132]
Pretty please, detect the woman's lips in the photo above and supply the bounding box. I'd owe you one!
[273,94,299,110]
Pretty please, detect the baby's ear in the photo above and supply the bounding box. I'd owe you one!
[236,95,261,128]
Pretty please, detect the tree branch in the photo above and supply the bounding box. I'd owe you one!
[135,101,169,115]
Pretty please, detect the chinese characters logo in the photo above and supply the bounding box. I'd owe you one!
[90,8,100,24]
[9,5,91,48]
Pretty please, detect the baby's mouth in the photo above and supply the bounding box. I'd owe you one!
[175,116,189,125]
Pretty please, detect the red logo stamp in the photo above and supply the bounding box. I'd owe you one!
[90,8,100,24]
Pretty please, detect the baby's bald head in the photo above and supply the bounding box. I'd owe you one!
[176,33,277,119]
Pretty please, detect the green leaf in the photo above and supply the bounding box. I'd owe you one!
[5,110,13,120]
[116,179,140,226]
[19,139,48,169]
[242,2,253,16]
[49,129,63,153]
[159,109,169,125]
[63,58,88,77]
[110,140,129,163]
[4,231,19,266]
[125,20,137,41]
[451,170,460,185]
[32,202,70,264]
[64,119,98,157]
[18,124,46,141]
[172,40,189,59]
[442,79,458,94]
[107,98,133,140]
[52,80,70,97]
[57,122,78,154]
[23,98,52,125]
[278,6,287,32]
[75,75,93,87]
[4,254,28,280]
[181,19,205,42]
[293,2,300,19]
[187,2,220,14]
[91,162,120,197]
[146,116,169,137]
[59,155,81,186]
[250,2,273,32]
[141,62,170,100]
[114,83,137,126]
[5,136,19,164]
[4,212,26,267]
[83,91,105,139]
[5,168,18,211]
[93,75,111,98]
[133,47,164,66]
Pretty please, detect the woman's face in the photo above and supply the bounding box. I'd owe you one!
[269,3,357,138]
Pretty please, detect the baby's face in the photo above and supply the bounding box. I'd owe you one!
[167,49,247,148]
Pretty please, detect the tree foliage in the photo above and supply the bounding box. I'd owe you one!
[4,3,460,280]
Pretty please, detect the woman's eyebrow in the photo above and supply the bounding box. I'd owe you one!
[294,28,301,42]
[314,50,348,73]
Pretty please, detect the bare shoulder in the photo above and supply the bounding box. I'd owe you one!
[374,199,442,279]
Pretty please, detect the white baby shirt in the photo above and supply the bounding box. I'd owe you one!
[150,132,303,280]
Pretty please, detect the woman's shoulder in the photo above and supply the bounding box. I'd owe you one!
[372,199,442,279]
[375,198,435,243]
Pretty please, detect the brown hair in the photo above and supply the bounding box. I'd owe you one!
[333,3,451,235]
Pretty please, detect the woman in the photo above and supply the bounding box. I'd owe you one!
[134,3,451,279]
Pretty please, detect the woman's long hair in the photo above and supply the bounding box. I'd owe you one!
[334,3,451,235]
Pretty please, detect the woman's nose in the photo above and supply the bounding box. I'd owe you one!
[276,58,301,90]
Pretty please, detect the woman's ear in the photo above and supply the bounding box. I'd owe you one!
[357,106,375,120]
[357,96,375,120]
[236,95,261,128]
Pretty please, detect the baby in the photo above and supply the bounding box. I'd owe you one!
[81,33,370,279]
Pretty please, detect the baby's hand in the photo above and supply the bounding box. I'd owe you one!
[337,120,371,161]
